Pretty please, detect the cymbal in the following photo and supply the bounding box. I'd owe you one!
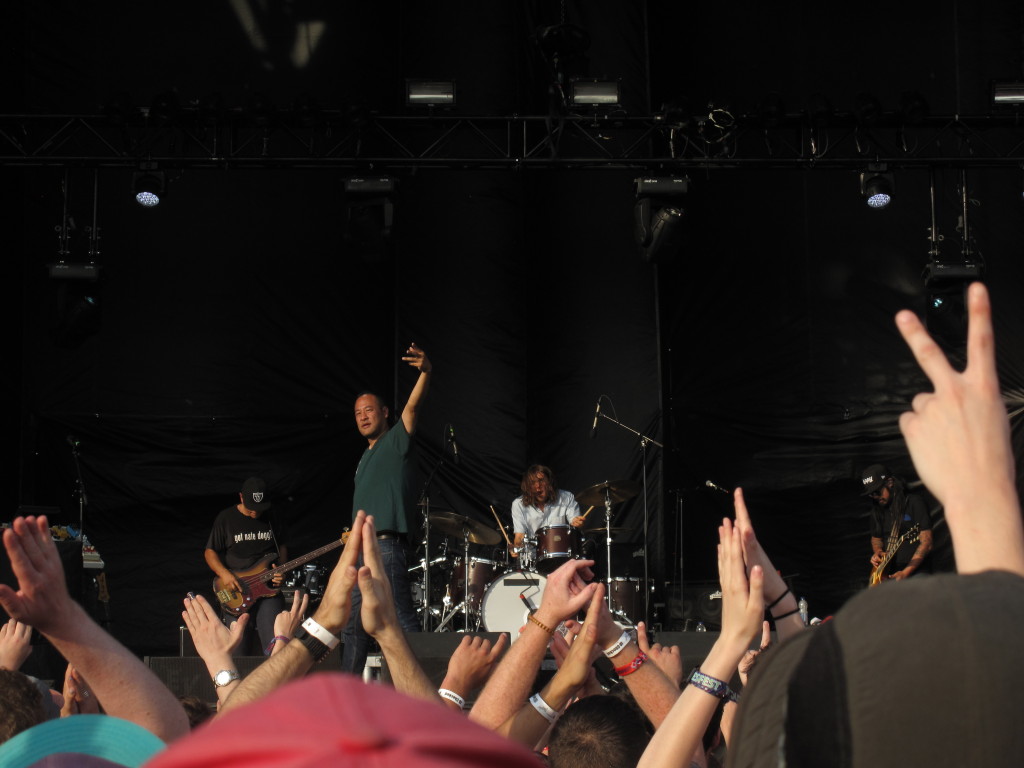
[584,527,630,535]
[575,479,641,508]
[429,510,502,546]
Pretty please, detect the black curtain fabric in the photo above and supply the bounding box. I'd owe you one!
[5,1,1024,654]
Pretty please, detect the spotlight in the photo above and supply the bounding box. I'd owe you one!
[569,79,621,107]
[806,93,833,128]
[854,93,883,127]
[756,93,786,129]
[405,80,456,107]
[899,91,929,124]
[133,167,165,208]
[992,81,1024,108]
[860,166,894,209]
[633,176,689,264]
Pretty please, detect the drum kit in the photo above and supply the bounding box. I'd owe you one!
[409,479,654,633]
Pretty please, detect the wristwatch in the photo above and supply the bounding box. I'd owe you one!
[212,669,240,688]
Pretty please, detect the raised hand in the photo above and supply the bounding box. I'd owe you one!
[357,516,401,639]
[0,618,33,671]
[273,591,309,643]
[738,620,771,687]
[402,343,432,373]
[61,663,100,716]
[895,283,1024,576]
[311,510,367,635]
[534,558,598,631]
[444,634,508,695]
[718,517,764,650]
[0,516,73,633]
[637,621,683,686]
[183,593,248,661]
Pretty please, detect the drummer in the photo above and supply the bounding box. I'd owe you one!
[510,465,586,560]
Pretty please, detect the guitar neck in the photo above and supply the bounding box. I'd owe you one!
[251,538,344,585]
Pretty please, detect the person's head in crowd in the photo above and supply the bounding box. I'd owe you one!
[0,669,46,745]
[146,673,543,768]
[177,697,213,730]
[727,570,1024,767]
[521,464,557,507]
[548,694,651,768]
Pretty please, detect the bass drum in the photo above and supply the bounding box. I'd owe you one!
[481,571,547,636]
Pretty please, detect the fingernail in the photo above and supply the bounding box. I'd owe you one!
[187,592,196,600]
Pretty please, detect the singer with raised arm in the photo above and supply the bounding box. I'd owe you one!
[342,343,431,676]
[509,465,585,559]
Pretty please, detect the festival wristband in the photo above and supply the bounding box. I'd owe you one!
[301,617,340,649]
[529,693,559,723]
[603,630,632,658]
[614,651,648,677]
[687,667,740,703]
[438,689,466,709]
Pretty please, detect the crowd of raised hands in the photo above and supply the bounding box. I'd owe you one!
[0,283,1021,767]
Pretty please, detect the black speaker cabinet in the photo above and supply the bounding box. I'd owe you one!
[146,653,343,701]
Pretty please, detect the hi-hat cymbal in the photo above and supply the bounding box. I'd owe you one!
[575,479,641,508]
[429,509,501,546]
[583,527,630,536]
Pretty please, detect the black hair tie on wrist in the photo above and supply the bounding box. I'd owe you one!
[765,587,791,611]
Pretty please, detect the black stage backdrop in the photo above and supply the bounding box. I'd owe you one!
[3,1,1024,655]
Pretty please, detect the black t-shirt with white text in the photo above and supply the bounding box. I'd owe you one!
[205,505,283,572]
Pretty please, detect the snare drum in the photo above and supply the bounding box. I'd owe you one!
[535,525,582,574]
[447,557,502,614]
[481,571,547,636]
[608,577,654,625]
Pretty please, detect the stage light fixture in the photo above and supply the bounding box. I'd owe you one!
[343,176,397,264]
[133,167,165,208]
[633,175,689,264]
[899,91,929,124]
[860,166,894,209]
[569,79,620,107]
[992,81,1024,108]
[405,80,456,107]
[854,93,882,126]
[756,93,786,129]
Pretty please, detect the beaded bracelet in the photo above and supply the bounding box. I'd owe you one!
[438,688,466,709]
[527,613,555,636]
[614,650,648,677]
[264,635,291,655]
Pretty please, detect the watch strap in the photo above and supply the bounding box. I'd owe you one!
[212,669,240,688]
[295,625,334,663]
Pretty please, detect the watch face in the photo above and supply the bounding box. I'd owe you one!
[214,669,238,687]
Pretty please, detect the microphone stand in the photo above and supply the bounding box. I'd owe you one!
[69,440,89,540]
[597,411,663,624]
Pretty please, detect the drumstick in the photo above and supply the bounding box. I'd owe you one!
[489,505,513,548]
[581,505,595,520]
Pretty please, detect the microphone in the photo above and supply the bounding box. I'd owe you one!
[447,425,461,465]
[589,399,601,439]
[66,435,81,448]
[705,480,730,495]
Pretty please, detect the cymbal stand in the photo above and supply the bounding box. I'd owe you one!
[69,438,88,539]
[417,455,446,631]
[597,411,663,624]
[602,486,614,613]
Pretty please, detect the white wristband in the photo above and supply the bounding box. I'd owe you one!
[301,617,340,650]
[603,630,632,658]
[438,688,465,709]
[529,693,559,724]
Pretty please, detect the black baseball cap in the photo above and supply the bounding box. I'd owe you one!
[859,464,889,496]
[240,476,272,512]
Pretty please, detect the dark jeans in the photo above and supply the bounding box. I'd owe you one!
[341,536,420,675]
[222,593,284,656]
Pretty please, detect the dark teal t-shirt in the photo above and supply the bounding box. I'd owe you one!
[352,420,411,533]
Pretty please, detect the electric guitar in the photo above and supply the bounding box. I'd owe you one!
[213,531,349,615]
[868,525,920,587]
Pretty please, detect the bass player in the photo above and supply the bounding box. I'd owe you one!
[204,476,288,655]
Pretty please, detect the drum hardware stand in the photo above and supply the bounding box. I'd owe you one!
[417,453,447,631]
[595,410,663,624]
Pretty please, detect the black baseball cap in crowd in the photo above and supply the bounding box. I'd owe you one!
[859,464,889,496]
[727,570,1024,768]
[240,477,272,512]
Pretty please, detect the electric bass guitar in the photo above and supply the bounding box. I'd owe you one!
[868,524,920,587]
[213,531,349,616]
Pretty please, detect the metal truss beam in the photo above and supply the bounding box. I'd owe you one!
[2,112,1023,170]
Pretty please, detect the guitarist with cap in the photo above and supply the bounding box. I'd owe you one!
[862,464,933,583]
[205,476,288,655]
